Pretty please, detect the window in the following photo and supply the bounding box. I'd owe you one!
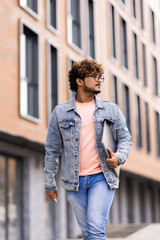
[67,0,81,49]
[47,44,58,115]
[151,10,156,44]
[120,0,125,4]
[50,0,57,29]
[155,111,160,157]
[121,18,128,69]
[139,182,146,222]
[88,0,95,58]
[132,0,136,19]
[20,0,38,14]
[110,4,116,58]
[133,33,139,79]
[142,43,147,87]
[153,57,158,96]
[0,155,23,240]
[145,103,151,153]
[149,185,156,222]
[126,178,134,223]
[140,0,144,29]
[111,75,118,104]
[68,58,76,100]
[123,85,131,133]
[137,95,142,148]
[20,24,39,120]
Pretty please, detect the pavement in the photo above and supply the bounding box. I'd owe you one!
[66,223,160,240]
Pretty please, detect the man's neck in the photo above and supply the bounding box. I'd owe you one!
[76,93,95,103]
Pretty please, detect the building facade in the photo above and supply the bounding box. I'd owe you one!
[0,0,160,239]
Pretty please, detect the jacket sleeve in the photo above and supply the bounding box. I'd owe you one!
[115,104,132,165]
[44,107,62,191]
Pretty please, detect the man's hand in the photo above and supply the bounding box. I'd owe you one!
[46,189,58,202]
[106,148,119,168]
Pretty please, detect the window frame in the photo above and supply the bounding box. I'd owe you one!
[46,0,59,35]
[19,0,40,20]
[67,0,84,54]
[0,154,23,240]
[109,3,116,59]
[123,84,131,134]
[133,32,139,80]
[19,19,41,123]
[120,17,128,70]
[152,56,159,97]
[47,40,59,121]
[136,95,142,148]
[86,0,95,59]
[151,9,156,44]
[67,55,78,100]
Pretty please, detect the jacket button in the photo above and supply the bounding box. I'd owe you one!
[75,170,77,173]
[75,138,78,142]
[75,154,77,158]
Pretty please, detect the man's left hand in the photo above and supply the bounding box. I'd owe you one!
[106,148,119,168]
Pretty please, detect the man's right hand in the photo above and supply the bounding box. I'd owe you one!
[46,189,58,202]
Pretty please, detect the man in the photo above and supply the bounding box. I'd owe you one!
[44,59,132,240]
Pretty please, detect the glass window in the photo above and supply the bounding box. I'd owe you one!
[123,85,131,133]
[142,43,147,87]
[145,103,151,153]
[111,75,118,104]
[0,156,5,240]
[139,182,146,222]
[88,0,95,58]
[20,25,39,119]
[68,0,81,48]
[20,0,38,13]
[155,111,160,157]
[126,178,134,223]
[140,0,144,29]
[151,10,156,44]
[68,59,76,100]
[137,95,142,148]
[0,155,22,240]
[132,0,136,19]
[50,46,58,111]
[50,0,57,29]
[110,4,116,58]
[121,18,128,69]
[133,33,139,79]
[153,57,158,97]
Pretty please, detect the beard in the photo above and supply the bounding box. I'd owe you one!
[83,81,101,94]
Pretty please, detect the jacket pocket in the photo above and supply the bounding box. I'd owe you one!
[59,120,75,141]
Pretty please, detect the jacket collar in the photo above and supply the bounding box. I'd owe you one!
[66,95,104,112]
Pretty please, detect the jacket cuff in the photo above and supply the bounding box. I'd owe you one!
[45,184,57,191]
[115,152,126,165]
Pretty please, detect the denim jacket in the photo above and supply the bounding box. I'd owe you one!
[44,95,132,191]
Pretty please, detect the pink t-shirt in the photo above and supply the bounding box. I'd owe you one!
[76,99,103,176]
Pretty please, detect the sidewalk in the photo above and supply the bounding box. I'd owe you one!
[66,223,160,240]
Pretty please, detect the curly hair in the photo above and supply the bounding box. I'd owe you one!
[68,59,104,92]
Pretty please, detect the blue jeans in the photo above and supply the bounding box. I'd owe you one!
[67,172,115,240]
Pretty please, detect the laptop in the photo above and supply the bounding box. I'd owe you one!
[101,120,120,177]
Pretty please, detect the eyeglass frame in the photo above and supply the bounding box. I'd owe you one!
[84,74,105,82]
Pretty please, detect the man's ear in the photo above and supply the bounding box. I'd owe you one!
[76,78,83,87]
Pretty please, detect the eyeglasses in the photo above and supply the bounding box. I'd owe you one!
[85,74,104,82]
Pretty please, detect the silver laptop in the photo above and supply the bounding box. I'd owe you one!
[102,120,120,177]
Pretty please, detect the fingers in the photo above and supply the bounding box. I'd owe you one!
[46,190,58,202]
[106,156,119,168]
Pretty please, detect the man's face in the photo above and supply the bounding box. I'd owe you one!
[82,74,104,94]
